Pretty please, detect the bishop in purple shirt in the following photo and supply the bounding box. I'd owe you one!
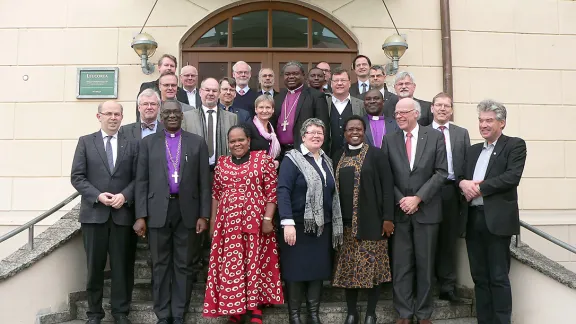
[363,89,399,148]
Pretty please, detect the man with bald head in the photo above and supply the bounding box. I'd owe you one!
[71,101,139,324]
[180,65,201,108]
[382,98,448,324]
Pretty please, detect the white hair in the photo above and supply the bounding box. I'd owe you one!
[137,88,161,105]
[232,61,251,72]
[477,99,507,121]
[395,71,416,84]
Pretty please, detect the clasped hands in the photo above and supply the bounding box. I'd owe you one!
[399,196,421,215]
[98,192,125,209]
[459,180,483,202]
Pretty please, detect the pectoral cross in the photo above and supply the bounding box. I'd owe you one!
[281,120,289,132]
[171,170,179,184]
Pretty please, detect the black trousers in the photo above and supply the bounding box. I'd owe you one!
[149,199,196,320]
[81,219,136,319]
[392,216,439,320]
[466,206,512,324]
[436,182,460,293]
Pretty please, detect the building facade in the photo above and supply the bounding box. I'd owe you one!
[1,0,576,266]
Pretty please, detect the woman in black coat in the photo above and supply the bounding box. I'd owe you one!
[243,94,281,168]
[332,115,395,324]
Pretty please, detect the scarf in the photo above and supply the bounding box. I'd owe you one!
[285,149,343,248]
[253,116,281,159]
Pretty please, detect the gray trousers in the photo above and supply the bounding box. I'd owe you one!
[392,215,439,320]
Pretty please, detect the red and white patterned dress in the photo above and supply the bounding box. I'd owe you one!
[203,150,284,317]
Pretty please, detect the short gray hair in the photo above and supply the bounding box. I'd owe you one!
[395,71,416,84]
[370,65,386,75]
[282,61,305,75]
[477,99,507,121]
[137,88,161,106]
[232,61,251,72]
[300,118,326,137]
[413,99,421,117]
[254,94,275,109]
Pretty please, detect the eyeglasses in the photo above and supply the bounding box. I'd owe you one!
[393,109,415,117]
[331,79,350,84]
[433,103,452,109]
[220,87,235,93]
[99,112,122,117]
[260,74,274,78]
[235,71,250,75]
[396,82,414,87]
[160,83,178,89]
[305,131,324,136]
[139,102,159,107]
[181,74,197,78]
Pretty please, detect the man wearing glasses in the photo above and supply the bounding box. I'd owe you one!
[389,71,433,126]
[232,61,258,116]
[180,65,201,109]
[158,72,194,112]
[382,98,448,324]
[120,88,164,141]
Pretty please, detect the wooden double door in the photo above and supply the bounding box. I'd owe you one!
[182,51,355,90]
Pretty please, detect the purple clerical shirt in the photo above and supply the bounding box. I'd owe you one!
[368,115,386,148]
[277,85,303,145]
[165,129,182,194]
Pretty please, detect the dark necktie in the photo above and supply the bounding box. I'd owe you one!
[105,136,114,171]
[438,125,447,143]
[361,83,367,94]
[207,110,215,157]
[141,123,154,130]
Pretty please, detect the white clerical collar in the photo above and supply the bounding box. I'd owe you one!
[288,84,304,94]
[236,85,250,93]
[332,94,351,104]
[101,130,118,139]
[323,84,328,89]
[403,123,420,139]
[432,121,450,130]
[348,144,363,150]
[300,144,325,159]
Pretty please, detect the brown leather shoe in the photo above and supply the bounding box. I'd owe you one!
[418,320,432,324]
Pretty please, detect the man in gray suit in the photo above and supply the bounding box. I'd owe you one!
[120,88,164,141]
[382,98,448,324]
[158,72,194,112]
[182,77,237,274]
[71,101,138,324]
[135,100,211,324]
[326,67,365,157]
[429,92,471,302]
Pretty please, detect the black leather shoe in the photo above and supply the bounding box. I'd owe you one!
[364,314,377,324]
[439,291,463,303]
[156,319,170,324]
[172,318,184,324]
[344,312,359,324]
[113,315,132,324]
[85,318,101,324]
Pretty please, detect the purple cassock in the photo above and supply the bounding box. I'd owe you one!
[164,129,181,194]
[277,85,303,145]
[368,115,386,148]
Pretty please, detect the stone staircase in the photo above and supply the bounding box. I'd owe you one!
[47,239,478,324]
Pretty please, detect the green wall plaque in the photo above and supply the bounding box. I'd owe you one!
[76,68,119,99]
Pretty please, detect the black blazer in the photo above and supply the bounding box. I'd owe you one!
[382,126,448,224]
[258,89,279,97]
[272,85,330,152]
[349,81,369,99]
[333,146,395,240]
[136,79,189,119]
[459,135,527,236]
[244,118,273,155]
[218,102,251,123]
[120,121,165,142]
[135,130,211,229]
[363,115,399,148]
[71,131,138,226]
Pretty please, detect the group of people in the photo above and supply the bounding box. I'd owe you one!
[71,53,527,324]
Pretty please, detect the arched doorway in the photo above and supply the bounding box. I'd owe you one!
[181,1,358,89]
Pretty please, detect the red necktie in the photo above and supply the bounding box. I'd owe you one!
[406,132,413,164]
[438,125,446,143]
[239,89,245,96]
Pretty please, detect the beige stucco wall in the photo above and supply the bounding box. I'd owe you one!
[1,0,575,260]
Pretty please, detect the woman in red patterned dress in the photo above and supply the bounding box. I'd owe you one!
[203,125,284,323]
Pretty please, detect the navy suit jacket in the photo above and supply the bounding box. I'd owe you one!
[363,115,399,148]
[218,102,251,123]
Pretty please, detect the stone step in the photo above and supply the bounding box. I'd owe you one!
[76,298,472,324]
[135,242,150,261]
[58,319,477,324]
[133,259,208,282]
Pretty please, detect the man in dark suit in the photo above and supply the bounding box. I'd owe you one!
[71,101,138,324]
[368,65,397,115]
[382,98,448,324]
[258,67,279,97]
[350,54,372,99]
[179,65,201,109]
[308,67,328,93]
[135,100,211,324]
[218,77,251,123]
[158,72,194,113]
[272,61,330,156]
[120,88,164,141]
[137,54,189,120]
[429,92,471,302]
[316,61,333,93]
[385,71,433,126]
[459,100,526,324]
[362,89,398,148]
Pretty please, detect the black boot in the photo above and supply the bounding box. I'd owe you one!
[305,280,323,324]
[344,312,359,324]
[286,281,304,324]
[364,314,377,324]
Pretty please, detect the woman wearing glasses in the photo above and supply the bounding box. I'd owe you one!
[277,118,343,324]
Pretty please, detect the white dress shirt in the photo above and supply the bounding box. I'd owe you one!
[281,144,328,226]
[432,121,454,180]
[185,88,197,108]
[331,94,351,115]
[403,124,419,171]
[261,89,274,96]
[236,85,250,95]
[101,130,118,166]
[471,139,499,206]
[358,80,370,94]
[140,120,158,139]
[202,106,218,165]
